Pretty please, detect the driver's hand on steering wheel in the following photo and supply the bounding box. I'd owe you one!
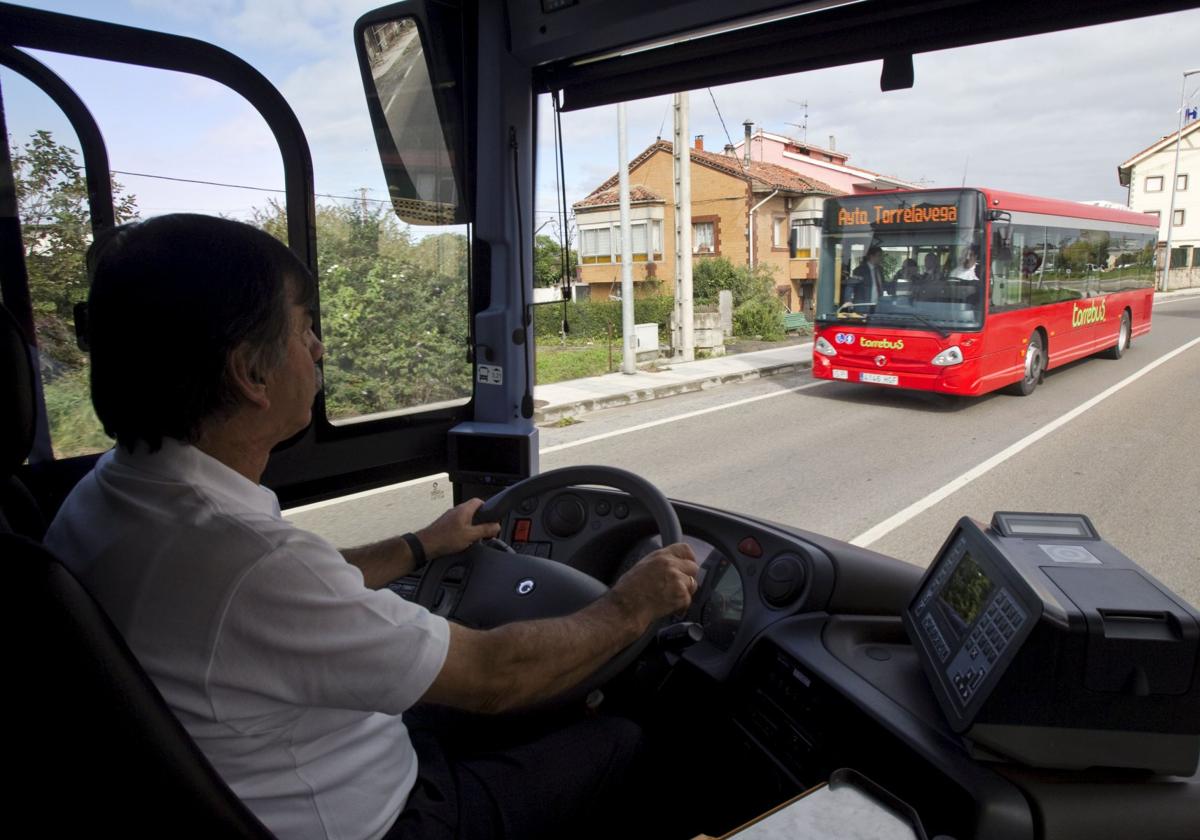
[609,543,699,626]
[417,498,502,560]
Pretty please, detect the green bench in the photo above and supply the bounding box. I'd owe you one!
[783,312,812,334]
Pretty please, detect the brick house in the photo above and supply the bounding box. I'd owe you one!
[572,138,841,314]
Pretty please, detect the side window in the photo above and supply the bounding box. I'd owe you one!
[1107,231,1156,292]
[8,125,136,458]
[580,225,613,263]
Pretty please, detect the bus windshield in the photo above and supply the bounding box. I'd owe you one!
[816,190,984,331]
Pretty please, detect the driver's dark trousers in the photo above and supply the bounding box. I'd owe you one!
[385,709,645,840]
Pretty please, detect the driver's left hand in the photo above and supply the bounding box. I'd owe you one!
[418,498,502,560]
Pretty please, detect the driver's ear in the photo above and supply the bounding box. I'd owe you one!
[228,343,271,411]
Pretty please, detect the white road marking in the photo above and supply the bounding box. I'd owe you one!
[285,472,449,515]
[849,334,1200,548]
[539,380,828,455]
[284,380,826,514]
[1154,295,1200,307]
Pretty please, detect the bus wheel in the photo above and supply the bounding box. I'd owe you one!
[1104,310,1131,360]
[1011,332,1045,396]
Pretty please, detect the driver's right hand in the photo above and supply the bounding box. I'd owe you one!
[609,543,699,627]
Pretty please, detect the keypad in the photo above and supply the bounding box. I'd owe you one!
[947,588,1026,706]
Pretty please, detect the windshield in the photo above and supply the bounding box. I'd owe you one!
[816,191,984,331]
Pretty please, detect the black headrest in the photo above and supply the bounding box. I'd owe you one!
[0,304,36,474]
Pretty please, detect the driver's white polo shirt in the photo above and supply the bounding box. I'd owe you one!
[45,439,450,840]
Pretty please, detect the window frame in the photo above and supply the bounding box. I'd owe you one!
[1145,175,1164,193]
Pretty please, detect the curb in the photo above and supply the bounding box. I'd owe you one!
[534,357,812,424]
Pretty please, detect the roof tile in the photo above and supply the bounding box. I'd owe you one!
[574,140,842,208]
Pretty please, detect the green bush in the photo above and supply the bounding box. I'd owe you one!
[692,257,777,307]
[734,297,786,340]
[42,366,111,458]
[533,296,675,342]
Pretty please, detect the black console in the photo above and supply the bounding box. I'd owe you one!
[903,512,1200,775]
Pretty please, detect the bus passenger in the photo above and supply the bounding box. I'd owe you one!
[890,257,919,297]
[950,244,980,281]
[849,245,884,303]
[44,214,700,840]
[921,252,945,283]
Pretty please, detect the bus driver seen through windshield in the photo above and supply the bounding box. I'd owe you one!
[44,214,699,840]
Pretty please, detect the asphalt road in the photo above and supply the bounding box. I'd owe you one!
[288,294,1200,608]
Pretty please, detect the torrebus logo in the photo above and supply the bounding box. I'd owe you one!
[1071,299,1106,328]
[836,205,958,227]
[859,337,906,350]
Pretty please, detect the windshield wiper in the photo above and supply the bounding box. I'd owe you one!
[870,310,951,338]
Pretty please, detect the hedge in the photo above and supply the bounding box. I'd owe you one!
[532,296,676,341]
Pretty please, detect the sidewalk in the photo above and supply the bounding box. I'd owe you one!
[533,342,812,424]
[531,288,1200,424]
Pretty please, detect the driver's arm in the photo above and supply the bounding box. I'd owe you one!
[342,499,500,589]
[421,543,698,714]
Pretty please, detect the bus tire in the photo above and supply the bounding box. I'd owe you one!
[1011,331,1045,396]
[1104,310,1131,360]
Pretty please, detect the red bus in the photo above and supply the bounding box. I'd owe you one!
[811,188,1158,396]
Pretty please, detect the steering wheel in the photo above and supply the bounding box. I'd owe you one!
[414,465,683,704]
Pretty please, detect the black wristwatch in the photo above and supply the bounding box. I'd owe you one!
[401,532,427,572]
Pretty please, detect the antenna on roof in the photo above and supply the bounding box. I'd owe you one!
[786,99,808,143]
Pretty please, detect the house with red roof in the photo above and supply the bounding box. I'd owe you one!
[731,128,921,195]
[572,138,841,314]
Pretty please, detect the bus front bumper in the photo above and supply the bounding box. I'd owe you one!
[811,353,985,396]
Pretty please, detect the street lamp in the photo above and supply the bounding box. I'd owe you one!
[1161,68,1200,291]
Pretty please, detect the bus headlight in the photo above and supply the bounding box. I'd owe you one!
[931,346,964,367]
[815,336,837,356]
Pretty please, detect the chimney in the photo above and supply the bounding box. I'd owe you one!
[694,134,704,151]
[724,143,736,156]
[829,135,836,152]
[743,120,753,168]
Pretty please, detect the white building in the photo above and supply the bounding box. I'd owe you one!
[1118,119,1200,287]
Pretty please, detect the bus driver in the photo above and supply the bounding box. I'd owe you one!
[44,214,699,840]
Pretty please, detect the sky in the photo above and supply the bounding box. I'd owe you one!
[4,1,1199,235]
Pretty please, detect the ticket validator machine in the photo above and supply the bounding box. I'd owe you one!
[903,512,1200,776]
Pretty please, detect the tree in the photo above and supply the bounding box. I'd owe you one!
[252,199,472,420]
[534,233,576,287]
[691,256,785,339]
[11,130,138,369]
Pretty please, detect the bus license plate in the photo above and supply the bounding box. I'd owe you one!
[860,372,899,386]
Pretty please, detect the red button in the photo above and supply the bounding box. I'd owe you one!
[513,518,532,543]
[738,537,763,558]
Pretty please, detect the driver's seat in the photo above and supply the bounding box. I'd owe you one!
[3,530,274,837]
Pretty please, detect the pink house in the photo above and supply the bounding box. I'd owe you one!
[729,129,919,195]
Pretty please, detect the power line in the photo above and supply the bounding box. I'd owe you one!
[708,88,735,150]
[110,169,394,206]
[113,169,570,217]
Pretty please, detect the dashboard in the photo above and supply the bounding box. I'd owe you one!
[387,485,1200,839]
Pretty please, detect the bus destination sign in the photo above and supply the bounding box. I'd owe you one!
[835,204,958,227]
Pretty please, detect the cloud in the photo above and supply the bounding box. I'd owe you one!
[133,0,360,55]
[543,9,1200,208]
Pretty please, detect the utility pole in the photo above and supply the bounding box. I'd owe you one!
[673,92,694,362]
[1162,68,1200,291]
[617,102,636,374]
